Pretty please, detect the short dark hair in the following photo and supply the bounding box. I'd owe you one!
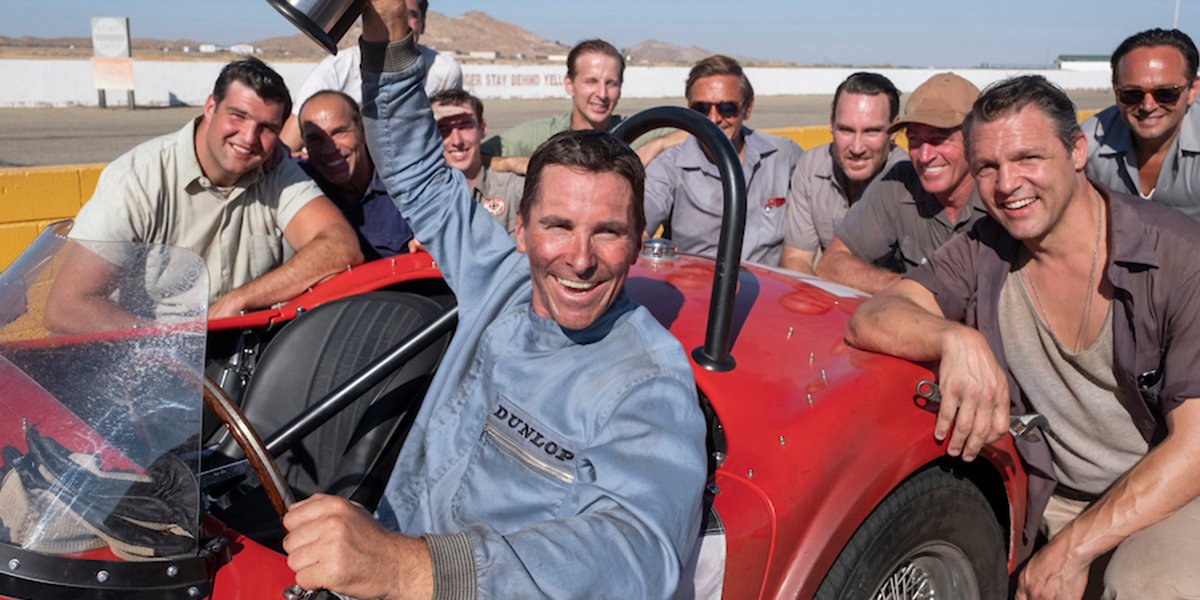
[962,75,1081,159]
[429,88,484,122]
[1110,28,1199,85]
[417,0,428,16]
[567,39,625,84]
[831,72,900,122]
[685,55,754,107]
[299,90,361,125]
[521,130,646,235]
[212,57,292,123]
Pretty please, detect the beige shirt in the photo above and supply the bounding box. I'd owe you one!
[71,119,324,302]
[999,270,1148,494]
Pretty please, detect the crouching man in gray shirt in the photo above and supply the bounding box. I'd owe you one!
[280,2,708,599]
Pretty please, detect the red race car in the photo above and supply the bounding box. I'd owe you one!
[0,108,1026,600]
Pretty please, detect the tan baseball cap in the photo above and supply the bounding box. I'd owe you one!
[888,72,980,134]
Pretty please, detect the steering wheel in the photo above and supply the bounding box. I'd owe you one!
[202,374,294,519]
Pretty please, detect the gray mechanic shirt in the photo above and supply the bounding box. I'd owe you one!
[1082,103,1200,220]
[644,128,802,265]
[835,160,986,273]
[784,143,908,252]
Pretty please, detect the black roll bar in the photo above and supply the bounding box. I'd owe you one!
[612,107,747,372]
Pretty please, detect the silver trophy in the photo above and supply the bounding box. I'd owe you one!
[265,0,361,54]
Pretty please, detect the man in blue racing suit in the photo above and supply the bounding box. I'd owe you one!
[280,2,708,599]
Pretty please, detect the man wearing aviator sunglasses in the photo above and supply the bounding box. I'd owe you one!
[1083,28,1200,220]
[643,55,802,265]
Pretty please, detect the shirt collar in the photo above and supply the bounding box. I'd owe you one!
[473,165,492,198]
[364,170,389,199]
[526,290,636,346]
[677,127,775,174]
[1101,183,1161,270]
[1177,104,1200,153]
[1094,104,1200,156]
[901,178,985,228]
[179,118,207,189]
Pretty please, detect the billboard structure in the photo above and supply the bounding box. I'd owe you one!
[91,17,135,108]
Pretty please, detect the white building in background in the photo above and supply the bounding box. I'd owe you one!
[199,44,218,53]
[1056,55,1110,72]
[230,44,255,55]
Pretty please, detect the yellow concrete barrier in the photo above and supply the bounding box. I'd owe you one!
[0,163,104,268]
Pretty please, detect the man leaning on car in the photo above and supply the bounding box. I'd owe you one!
[278,1,708,599]
[54,57,361,330]
[847,75,1200,599]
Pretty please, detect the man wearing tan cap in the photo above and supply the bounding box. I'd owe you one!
[816,72,988,293]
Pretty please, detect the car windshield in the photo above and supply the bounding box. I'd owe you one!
[0,221,207,560]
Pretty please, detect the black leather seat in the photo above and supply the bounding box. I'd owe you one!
[215,291,449,508]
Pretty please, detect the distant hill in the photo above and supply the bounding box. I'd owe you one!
[626,39,717,65]
[0,34,208,52]
[249,11,571,59]
[0,13,777,65]
[422,11,569,58]
[625,39,776,66]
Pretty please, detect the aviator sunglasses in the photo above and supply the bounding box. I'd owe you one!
[1115,83,1191,106]
[690,101,741,118]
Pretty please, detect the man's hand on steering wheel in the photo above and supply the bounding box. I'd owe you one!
[282,495,433,600]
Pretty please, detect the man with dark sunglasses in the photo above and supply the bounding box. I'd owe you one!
[643,54,802,265]
[1083,28,1200,220]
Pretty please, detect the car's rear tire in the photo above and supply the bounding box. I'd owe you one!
[815,465,1006,600]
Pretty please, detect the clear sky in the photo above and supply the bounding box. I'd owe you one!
[1,0,1195,67]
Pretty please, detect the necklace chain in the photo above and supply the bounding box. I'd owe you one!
[1021,191,1103,351]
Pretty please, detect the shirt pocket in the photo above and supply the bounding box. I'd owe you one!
[451,398,578,527]
[246,234,283,282]
[814,208,842,250]
[898,234,929,271]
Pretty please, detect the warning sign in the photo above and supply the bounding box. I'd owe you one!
[92,57,134,91]
[91,17,131,59]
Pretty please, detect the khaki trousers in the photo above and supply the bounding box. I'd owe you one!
[1042,494,1200,599]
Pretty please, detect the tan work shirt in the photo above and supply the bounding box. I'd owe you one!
[71,119,324,301]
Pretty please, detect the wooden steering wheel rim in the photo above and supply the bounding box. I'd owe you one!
[202,375,295,519]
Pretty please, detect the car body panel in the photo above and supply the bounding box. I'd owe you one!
[208,251,442,331]
[0,237,1028,598]
[627,253,1027,598]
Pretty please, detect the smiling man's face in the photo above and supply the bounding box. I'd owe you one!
[432,101,485,177]
[566,52,622,131]
[299,93,372,195]
[1115,44,1199,149]
[515,164,640,330]
[199,80,286,187]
